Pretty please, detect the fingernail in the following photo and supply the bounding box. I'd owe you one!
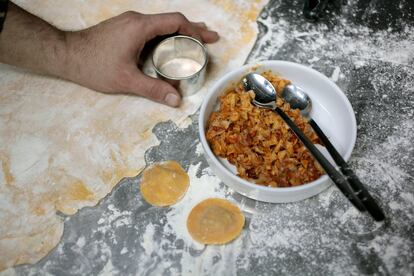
[165,93,181,107]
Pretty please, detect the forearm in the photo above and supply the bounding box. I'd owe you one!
[0,4,219,106]
[0,2,67,77]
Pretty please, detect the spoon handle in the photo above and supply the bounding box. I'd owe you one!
[308,119,385,221]
[273,107,366,212]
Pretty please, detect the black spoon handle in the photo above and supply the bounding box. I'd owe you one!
[273,107,366,211]
[309,119,385,221]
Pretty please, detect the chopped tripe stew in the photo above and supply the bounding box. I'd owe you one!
[206,71,324,187]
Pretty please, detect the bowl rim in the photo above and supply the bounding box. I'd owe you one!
[199,60,357,194]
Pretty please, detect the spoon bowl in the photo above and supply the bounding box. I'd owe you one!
[281,84,312,117]
[242,73,276,109]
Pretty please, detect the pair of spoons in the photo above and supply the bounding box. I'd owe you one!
[243,73,385,221]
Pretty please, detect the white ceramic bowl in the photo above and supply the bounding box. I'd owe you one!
[199,60,357,203]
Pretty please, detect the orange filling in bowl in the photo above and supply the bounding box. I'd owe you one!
[206,71,323,187]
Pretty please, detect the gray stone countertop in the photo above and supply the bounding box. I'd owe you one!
[13,0,414,275]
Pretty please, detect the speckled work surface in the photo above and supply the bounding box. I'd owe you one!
[11,0,414,275]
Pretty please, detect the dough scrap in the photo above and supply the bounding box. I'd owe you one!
[187,198,245,244]
[140,161,189,207]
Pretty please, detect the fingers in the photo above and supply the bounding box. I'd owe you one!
[126,70,181,107]
[146,13,219,43]
[199,28,219,43]
[146,12,200,41]
[192,22,207,29]
[192,21,219,43]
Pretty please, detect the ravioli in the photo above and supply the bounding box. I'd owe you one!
[140,161,189,207]
[187,198,245,244]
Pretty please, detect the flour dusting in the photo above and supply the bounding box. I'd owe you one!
[5,0,414,275]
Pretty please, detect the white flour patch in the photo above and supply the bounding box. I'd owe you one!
[99,258,116,276]
[330,66,341,82]
[95,204,132,235]
[195,143,204,157]
[141,223,155,255]
[76,236,86,248]
[120,247,128,255]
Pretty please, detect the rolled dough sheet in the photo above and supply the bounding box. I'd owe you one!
[0,0,268,270]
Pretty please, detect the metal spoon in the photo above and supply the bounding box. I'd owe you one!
[282,83,385,221]
[242,73,366,212]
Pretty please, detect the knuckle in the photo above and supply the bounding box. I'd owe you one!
[172,12,188,22]
[121,10,138,18]
[198,22,207,28]
[120,11,142,25]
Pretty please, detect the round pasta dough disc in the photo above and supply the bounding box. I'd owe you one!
[187,198,245,244]
[140,161,189,206]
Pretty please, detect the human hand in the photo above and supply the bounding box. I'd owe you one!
[63,12,219,107]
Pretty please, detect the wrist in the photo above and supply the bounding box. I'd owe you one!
[43,29,70,79]
[59,31,85,85]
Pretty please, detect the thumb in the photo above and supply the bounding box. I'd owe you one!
[128,71,181,107]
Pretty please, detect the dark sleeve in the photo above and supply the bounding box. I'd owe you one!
[0,0,9,32]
